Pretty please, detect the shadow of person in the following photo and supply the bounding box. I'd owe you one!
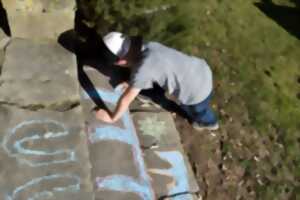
[58,28,189,121]
[0,0,11,36]
[58,28,119,112]
[254,0,300,40]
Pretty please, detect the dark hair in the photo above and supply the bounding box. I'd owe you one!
[120,36,144,65]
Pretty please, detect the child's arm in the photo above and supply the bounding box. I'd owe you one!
[96,86,141,123]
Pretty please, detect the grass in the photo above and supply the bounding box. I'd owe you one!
[157,0,300,199]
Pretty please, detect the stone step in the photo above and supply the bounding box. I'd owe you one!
[0,38,79,111]
[1,0,75,39]
[0,37,95,199]
[0,105,93,199]
[0,28,10,71]
[80,66,155,200]
[132,112,200,199]
[79,64,200,199]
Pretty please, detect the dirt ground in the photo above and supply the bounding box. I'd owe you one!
[173,96,298,200]
[174,113,252,200]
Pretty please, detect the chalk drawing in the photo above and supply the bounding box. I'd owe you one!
[148,151,194,200]
[96,175,152,199]
[2,119,82,199]
[138,116,166,141]
[5,173,80,200]
[2,119,76,167]
[84,88,155,200]
[84,88,194,199]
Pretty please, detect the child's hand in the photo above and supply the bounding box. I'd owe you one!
[115,82,129,93]
[95,109,113,123]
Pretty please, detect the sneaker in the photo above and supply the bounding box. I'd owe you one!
[192,122,219,131]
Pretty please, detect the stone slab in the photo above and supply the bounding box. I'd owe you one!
[42,192,94,200]
[2,0,75,12]
[95,190,141,200]
[0,28,10,72]
[80,66,155,200]
[0,27,9,48]
[144,146,199,199]
[0,105,93,199]
[132,112,199,198]
[132,112,182,149]
[80,62,199,199]
[82,63,127,89]
[130,96,166,113]
[2,0,75,39]
[0,38,79,111]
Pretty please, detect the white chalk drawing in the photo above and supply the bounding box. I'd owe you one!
[84,88,195,199]
[2,119,76,167]
[5,173,80,200]
[2,119,82,199]
[138,116,166,140]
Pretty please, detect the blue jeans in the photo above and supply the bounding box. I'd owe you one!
[181,93,218,125]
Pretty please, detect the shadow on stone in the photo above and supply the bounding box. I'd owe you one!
[58,27,119,111]
[0,0,11,36]
[58,29,78,53]
[254,0,300,40]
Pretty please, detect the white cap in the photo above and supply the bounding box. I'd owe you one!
[103,32,130,58]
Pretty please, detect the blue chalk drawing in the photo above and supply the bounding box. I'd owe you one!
[149,151,193,200]
[90,127,135,145]
[2,119,76,167]
[84,88,195,199]
[84,88,155,200]
[96,175,153,199]
[5,174,80,200]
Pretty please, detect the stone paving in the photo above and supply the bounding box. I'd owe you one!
[80,65,199,200]
[0,38,79,111]
[1,0,75,39]
[0,0,200,199]
[132,112,199,199]
[0,105,93,199]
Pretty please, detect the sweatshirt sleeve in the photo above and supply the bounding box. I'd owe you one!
[129,67,153,90]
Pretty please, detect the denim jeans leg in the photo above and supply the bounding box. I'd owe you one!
[193,105,217,125]
[181,104,195,120]
[181,93,217,125]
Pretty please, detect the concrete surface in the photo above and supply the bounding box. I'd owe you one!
[80,66,155,200]
[133,112,199,199]
[0,38,79,111]
[132,112,182,149]
[79,63,200,199]
[0,105,93,199]
[0,28,9,71]
[2,0,75,39]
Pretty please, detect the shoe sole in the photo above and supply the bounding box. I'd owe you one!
[192,123,219,131]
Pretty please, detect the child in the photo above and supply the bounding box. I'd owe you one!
[96,32,218,131]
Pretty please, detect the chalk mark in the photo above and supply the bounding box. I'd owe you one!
[138,116,166,141]
[2,119,76,167]
[149,151,193,200]
[5,173,80,200]
[83,88,155,200]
